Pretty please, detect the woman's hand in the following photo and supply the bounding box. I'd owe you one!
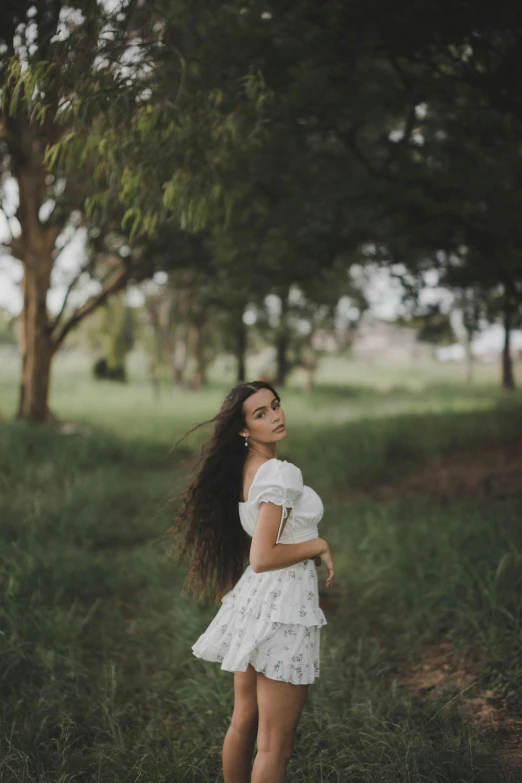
[318,541,334,588]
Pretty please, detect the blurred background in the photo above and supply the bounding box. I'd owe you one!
[1,2,522,782]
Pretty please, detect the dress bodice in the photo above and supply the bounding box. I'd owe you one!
[238,458,324,544]
[217,457,327,629]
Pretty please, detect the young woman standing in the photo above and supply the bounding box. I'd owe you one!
[171,381,334,783]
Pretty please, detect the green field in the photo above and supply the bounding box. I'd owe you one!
[1,349,521,782]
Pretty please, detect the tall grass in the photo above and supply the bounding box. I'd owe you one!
[1,353,521,781]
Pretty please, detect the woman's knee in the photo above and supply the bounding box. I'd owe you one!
[256,730,294,763]
[230,706,258,736]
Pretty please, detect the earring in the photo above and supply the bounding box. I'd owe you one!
[244,436,248,447]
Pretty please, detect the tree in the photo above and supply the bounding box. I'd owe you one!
[94,293,136,382]
[142,281,189,390]
[51,1,390,389]
[0,1,173,421]
[12,0,522,413]
[357,0,522,388]
[455,287,486,384]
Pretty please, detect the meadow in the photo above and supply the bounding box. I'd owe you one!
[1,347,521,782]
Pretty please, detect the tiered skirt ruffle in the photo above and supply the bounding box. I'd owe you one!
[191,560,326,685]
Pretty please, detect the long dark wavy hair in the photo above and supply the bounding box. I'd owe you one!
[168,380,280,605]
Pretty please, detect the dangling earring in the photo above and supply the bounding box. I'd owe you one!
[244,435,248,447]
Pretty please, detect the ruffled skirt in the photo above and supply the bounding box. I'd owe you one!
[191,559,327,685]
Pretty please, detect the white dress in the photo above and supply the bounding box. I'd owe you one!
[191,458,327,685]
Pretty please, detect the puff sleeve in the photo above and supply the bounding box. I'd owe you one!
[248,459,304,543]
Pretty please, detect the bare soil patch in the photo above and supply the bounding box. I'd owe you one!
[398,639,522,769]
[365,438,522,503]
[333,438,522,769]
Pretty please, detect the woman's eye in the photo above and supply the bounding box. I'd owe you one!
[257,403,280,419]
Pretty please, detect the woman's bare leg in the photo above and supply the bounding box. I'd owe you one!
[222,664,259,783]
[251,673,309,783]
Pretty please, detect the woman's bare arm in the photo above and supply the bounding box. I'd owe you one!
[249,501,327,573]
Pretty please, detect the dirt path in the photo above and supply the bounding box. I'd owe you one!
[326,437,522,771]
[370,437,522,503]
[399,638,522,770]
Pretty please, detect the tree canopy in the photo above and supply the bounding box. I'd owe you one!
[2,0,522,421]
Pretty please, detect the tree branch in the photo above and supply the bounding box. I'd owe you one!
[8,235,25,262]
[382,100,419,176]
[44,222,64,255]
[49,263,89,333]
[337,123,394,182]
[52,263,129,346]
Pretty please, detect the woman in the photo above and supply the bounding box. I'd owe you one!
[170,380,334,783]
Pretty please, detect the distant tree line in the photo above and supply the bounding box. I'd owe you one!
[1,1,522,420]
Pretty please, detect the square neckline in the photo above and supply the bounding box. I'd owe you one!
[238,457,286,504]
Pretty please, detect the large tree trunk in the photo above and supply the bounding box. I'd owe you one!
[18,325,55,421]
[14,146,59,422]
[8,100,63,422]
[502,293,515,390]
[17,256,56,421]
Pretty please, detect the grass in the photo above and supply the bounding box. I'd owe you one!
[1,349,521,781]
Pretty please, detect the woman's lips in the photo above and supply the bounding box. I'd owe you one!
[273,424,285,432]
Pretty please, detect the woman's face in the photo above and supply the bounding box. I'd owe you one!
[240,388,286,446]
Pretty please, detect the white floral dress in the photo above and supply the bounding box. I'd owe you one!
[191,458,327,685]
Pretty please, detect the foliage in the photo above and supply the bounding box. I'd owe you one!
[3,0,522,416]
[396,305,455,346]
[47,2,522,360]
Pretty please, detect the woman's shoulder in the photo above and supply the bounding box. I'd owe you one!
[242,457,303,507]
[249,457,303,493]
